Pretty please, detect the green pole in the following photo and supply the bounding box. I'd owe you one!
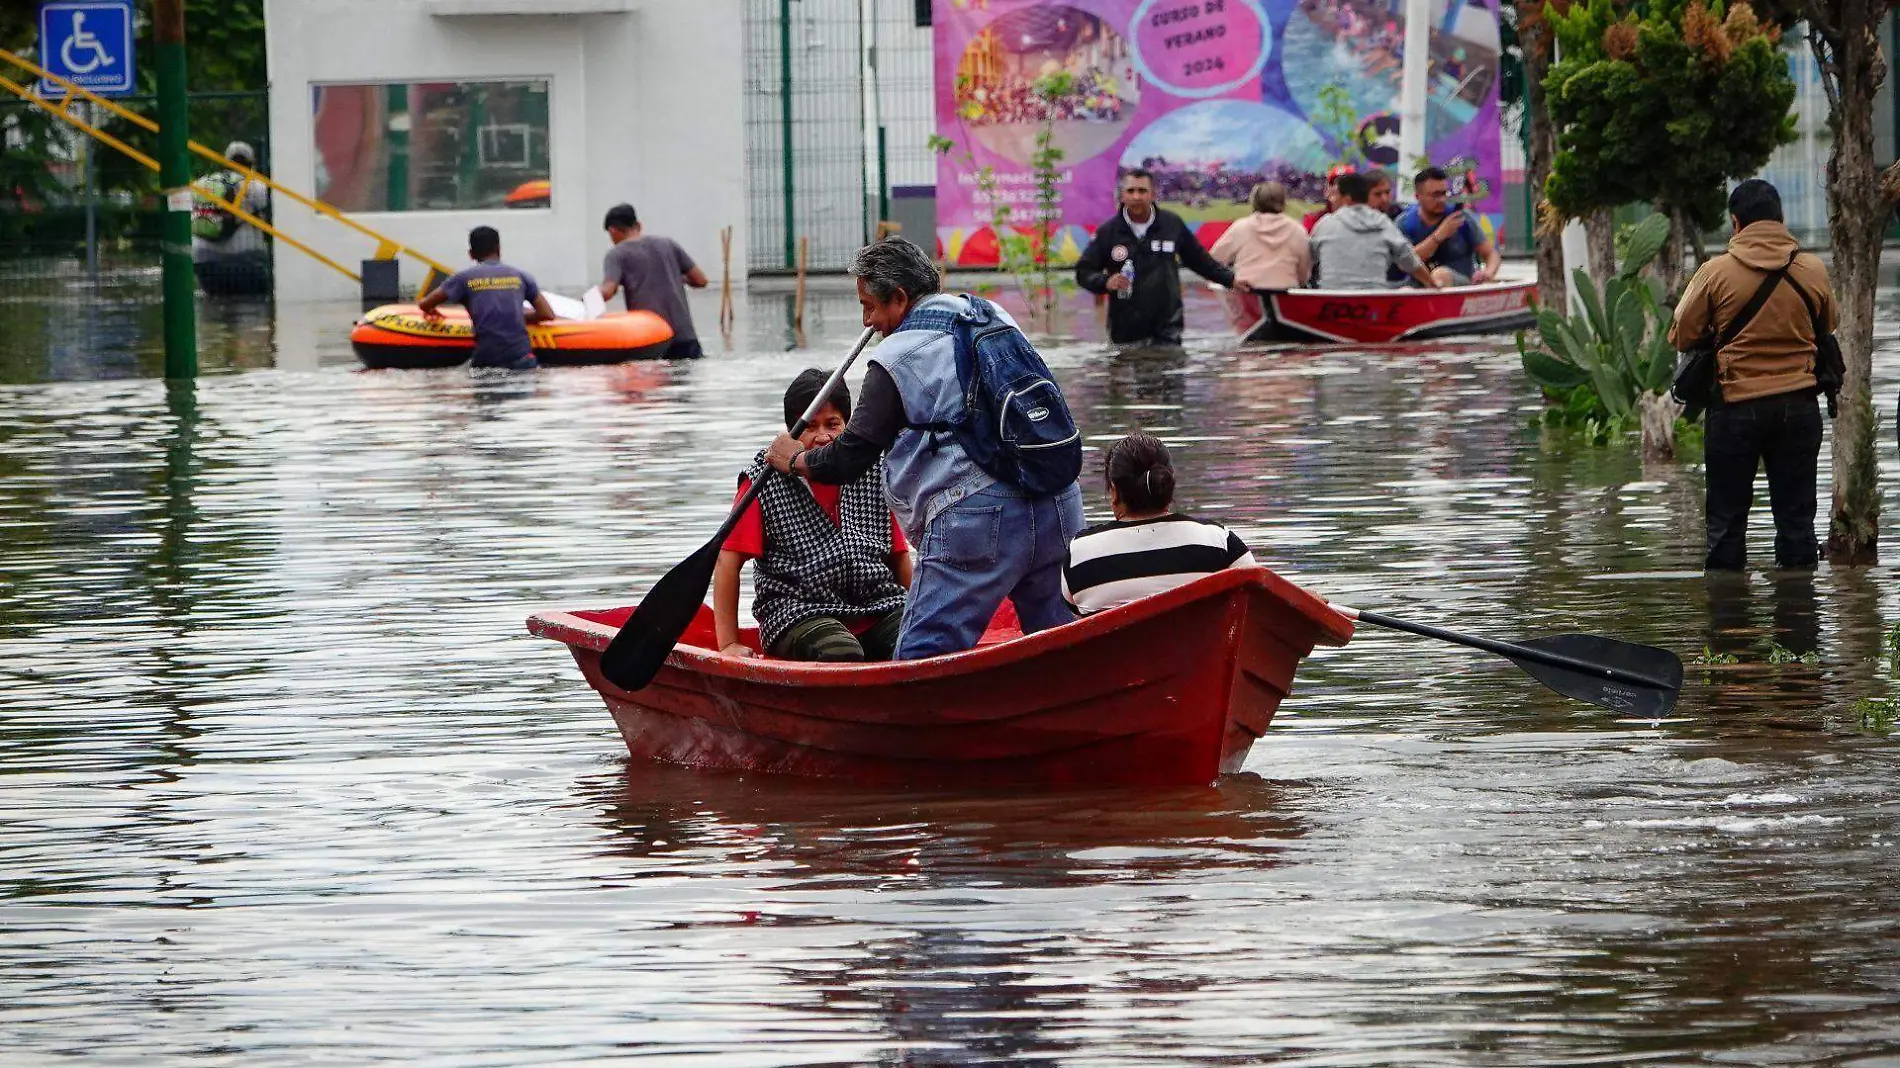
[780,0,795,269]
[155,0,197,379]
[877,125,889,225]
[386,84,410,211]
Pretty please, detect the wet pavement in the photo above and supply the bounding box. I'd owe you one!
[3,264,1899,1064]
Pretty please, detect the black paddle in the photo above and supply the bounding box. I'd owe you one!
[1329,604,1684,717]
[599,327,879,692]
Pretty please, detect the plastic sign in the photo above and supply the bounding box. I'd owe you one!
[38,1,135,97]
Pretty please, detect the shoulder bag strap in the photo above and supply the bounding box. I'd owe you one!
[1780,256,1825,334]
[1713,252,1795,352]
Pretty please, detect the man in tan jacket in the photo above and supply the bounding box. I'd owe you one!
[1669,179,1837,571]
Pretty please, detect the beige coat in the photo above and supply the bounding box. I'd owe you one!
[1668,221,1837,404]
[1209,212,1312,291]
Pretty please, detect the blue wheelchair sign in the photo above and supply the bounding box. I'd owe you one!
[39,1,135,97]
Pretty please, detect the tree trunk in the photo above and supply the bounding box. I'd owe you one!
[1525,31,1566,311]
[1639,391,1680,460]
[1817,18,1885,565]
[1585,208,1616,280]
[1656,205,1686,299]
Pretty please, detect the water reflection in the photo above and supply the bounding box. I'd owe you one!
[1,276,1899,1063]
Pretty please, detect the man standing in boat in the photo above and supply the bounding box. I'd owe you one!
[1075,168,1247,347]
[596,203,709,358]
[1396,166,1502,286]
[764,237,1085,660]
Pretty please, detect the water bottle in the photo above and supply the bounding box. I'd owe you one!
[1116,259,1135,300]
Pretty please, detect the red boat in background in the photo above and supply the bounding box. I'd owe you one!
[1222,280,1538,345]
[528,568,1355,790]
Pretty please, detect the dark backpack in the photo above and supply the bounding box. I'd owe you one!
[914,295,1083,496]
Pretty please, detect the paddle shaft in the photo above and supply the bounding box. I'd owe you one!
[1337,606,1676,691]
[703,326,878,548]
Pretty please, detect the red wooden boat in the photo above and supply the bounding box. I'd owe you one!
[1221,280,1537,345]
[528,567,1355,789]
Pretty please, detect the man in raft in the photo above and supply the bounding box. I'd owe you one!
[418,226,556,370]
[1074,168,1248,347]
[763,237,1085,660]
[596,203,708,358]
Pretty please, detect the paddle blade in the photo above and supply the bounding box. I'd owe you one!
[1511,634,1684,717]
[599,538,724,692]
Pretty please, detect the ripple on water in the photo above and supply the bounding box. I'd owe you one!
[1,283,1899,1063]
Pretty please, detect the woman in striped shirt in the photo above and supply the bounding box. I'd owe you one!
[1061,433,1258,616]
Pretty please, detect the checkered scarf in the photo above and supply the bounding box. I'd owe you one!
[744,452,906,650]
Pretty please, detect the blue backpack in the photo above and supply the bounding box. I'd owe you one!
[913,295,1083,496]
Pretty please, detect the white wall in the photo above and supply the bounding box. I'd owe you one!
[265,0,745,302]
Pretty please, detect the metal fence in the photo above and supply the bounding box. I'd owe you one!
[744,0,935,272]
[0,88,269,267]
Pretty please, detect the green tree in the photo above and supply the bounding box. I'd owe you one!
[1746,0,1892,564]
[1501,0,1569,310]
[1543,0,1795,292]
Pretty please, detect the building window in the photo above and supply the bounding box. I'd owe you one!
[311,80,552,212]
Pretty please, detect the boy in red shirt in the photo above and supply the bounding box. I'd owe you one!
[712,369,912,661]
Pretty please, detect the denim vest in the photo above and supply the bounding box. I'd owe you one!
[869,295,1006,543]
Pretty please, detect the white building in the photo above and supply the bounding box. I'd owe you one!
[264,0,745,302]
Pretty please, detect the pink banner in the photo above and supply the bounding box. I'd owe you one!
[933,0,1505,266]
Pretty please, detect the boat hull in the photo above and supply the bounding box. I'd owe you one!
[529,568,1354,789]
[351,304,675,368]
[1224,281,1538,345]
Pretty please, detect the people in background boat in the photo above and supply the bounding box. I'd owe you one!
[766,237,1085,659]
[1075,168,1248,347]
[417,225,555,370]
[596,203,709,358]
[191,140,272,297]
[1062,434,1258,616]
[1302,164,1357,233]
[1309,172,1437,290]
[1365,169,1402,219]
[713,369,912,661]
[1395,166,1502,286]
[1209,181,1312,293]
[1668,178,1836,572]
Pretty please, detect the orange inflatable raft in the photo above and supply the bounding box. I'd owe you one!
[350,304,675,368]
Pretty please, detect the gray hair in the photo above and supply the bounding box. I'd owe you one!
[848,237,941,303]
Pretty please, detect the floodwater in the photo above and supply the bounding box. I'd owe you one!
[4,261,1900,1065]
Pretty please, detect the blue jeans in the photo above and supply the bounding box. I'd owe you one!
[896,482,1084,660]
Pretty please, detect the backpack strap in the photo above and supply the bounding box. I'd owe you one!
[1713,251,1796,352]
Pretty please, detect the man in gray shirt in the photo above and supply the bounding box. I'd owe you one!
[596,203,709,358]
[1309,173,1437,290]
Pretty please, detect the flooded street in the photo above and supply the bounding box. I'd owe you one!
[4,269,1900,1064]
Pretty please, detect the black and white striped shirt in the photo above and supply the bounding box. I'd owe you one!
[1061,513,1258,616]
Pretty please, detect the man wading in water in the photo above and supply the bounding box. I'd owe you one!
[1075,168,1248,347]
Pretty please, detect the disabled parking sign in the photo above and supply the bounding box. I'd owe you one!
[39,0,135,97]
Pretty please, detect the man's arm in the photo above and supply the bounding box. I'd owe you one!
[597,250,621,302]
[1473,222,1502,282]
[1177,222,1238,288]
[800,362,905,483]
[527,292,556,324]
[684,266,710,288]
[417,275,457,319]
[1075,225,1116,295]
[1668,265,1715,350]
[1388,227,1434,288]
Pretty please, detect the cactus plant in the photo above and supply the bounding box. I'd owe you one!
[1518,214,1684,454]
